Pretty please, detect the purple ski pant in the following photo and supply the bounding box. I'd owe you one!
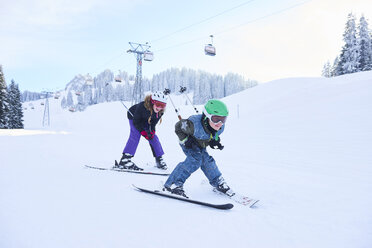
[123,119,164,157]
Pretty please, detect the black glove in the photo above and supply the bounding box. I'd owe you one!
[209,137,224,150]
[184,136,197,149]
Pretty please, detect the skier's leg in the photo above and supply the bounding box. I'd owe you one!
[148,134,164,157]
[149,143,156,157]
[200,150,222,187]
[149,137,167,169]
[164,146,202,187]
[200,150,234,195]
[123,119,141,156]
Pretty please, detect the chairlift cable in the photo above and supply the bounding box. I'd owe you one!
[86,1,256,75]
[87,0,312,79]
[214,0,313,36]
[150,0,257,44]
[154,0,313,54]
[90,52,132,76]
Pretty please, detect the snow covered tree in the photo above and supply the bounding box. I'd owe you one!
[76,94,85,111]
[0,65,9,129]
[7,80,24,129]
[21,91,43,102]
[358,15,372,71]
[66,91,73,106]
[84,87,93,105]
[322,61,332,77]
[211,75,224,98]
[61,96,67,108]
[338,13,360,75]
[331,56,341,76]
[104,84,114,102]
[58,67,257,111]
[196,71,212,104]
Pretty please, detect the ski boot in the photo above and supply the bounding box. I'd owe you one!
[155,156,167,170]
[115,153,143,171]
[163,185,188,198]
[215,177,235,197]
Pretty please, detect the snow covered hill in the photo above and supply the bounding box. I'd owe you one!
[1,72,372,248]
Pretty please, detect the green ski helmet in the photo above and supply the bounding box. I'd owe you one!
[203,99,229,124]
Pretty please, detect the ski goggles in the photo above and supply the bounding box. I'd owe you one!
[151,100,167,109]
[210,115,227,124]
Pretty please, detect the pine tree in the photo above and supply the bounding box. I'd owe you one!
[322,61,332,77]
[15,84,24,128]
[61,96,67,108]
[66,91,73,106]
[0,65,9,129]
[76,94,85,111]
[331,56,341,76]
[339,13,360,75]
[358,15,372,71]
[8,80,24,129]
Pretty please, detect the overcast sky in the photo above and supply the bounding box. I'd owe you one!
[1,0,372,91]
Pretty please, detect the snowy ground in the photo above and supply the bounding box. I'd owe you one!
[1,72,372,248]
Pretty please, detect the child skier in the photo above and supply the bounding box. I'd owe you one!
[163,99,233,198]
[115,91,168,171]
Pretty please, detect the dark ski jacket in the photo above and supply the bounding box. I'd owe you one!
[175,114,224,149]
[127,101,163,132]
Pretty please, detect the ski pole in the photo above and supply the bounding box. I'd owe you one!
[163,89,182,120]
[120,101,134,117]
[179,86,199,114]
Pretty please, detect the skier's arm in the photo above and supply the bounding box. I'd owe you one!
[175,119,194,143]
[133,104,146,132]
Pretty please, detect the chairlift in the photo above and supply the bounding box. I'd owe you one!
[114,76,122,82]
[143,51,154,61]
[86,78,93,85]
[75,91,81,96]
[69,107,76,112]
[41,102,45,105]
[54,92,61,99]
[85,73,93,85]
[204,35,216,56]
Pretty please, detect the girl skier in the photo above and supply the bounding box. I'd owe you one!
[163,99,233,198]
[115,91,168,171]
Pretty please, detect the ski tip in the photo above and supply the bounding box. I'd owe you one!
[132,184,141,191]
[249,200,260,208]
[225,203,234,210]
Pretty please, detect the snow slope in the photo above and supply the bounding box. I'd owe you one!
[1,71,372,248]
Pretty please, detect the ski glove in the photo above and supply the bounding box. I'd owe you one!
[182,136,197,149]
[141,130,155,140]
[209,137,224,150]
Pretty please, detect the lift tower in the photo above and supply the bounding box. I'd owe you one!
[42,91,53,127]
[127,42,153,104]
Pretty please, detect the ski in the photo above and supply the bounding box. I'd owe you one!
[84,165,170,176]
[213,188,259,208]
[132,185,234,210]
